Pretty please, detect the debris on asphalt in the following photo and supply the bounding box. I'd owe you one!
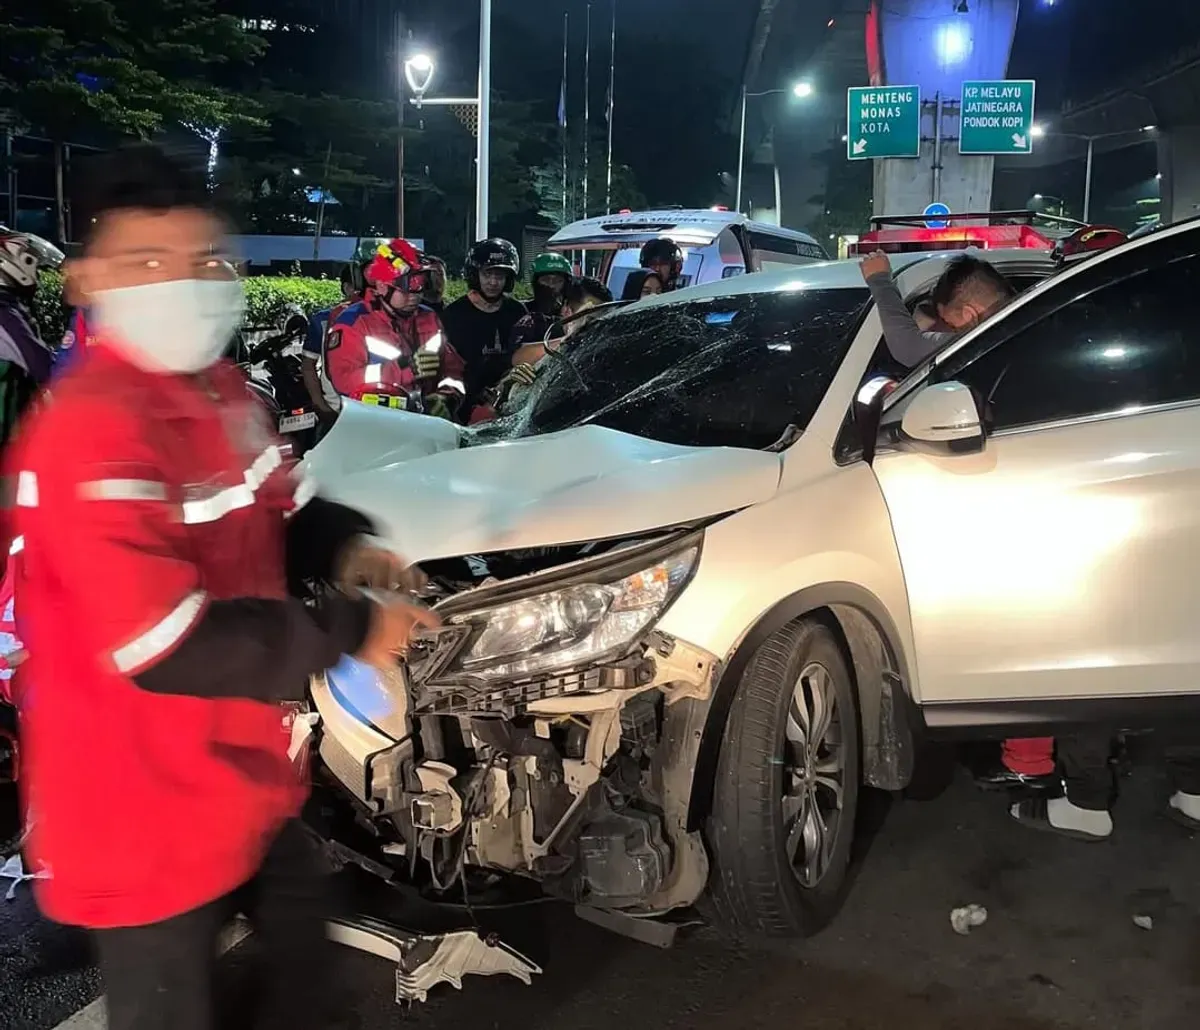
[0,853,49,901]
[325,914,542,1004]
[1132,914,1154,931]
[950,904,988,936]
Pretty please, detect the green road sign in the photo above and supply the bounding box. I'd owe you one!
[959,80,1037,155]
[846,86,921,160]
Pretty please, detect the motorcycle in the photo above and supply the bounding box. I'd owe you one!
[234,317,322,459]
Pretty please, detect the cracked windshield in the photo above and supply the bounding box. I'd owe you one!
[470,289,869,449]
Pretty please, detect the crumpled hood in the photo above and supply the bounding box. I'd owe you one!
[301,402,782,563]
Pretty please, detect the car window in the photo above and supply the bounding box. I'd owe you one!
[469,288,869,451]
[941,253,1200,433]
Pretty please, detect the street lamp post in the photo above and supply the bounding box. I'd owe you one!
[476,0,492,241]
[403,0,493,242]
[1031,124,1156,221]
[1083,136,1094,223]
[735,82,813,217]
[402,52,435,239]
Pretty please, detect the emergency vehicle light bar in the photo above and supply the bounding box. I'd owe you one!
[868,210,1089,231]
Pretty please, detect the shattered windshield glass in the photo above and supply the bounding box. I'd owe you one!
[468,287,869,450]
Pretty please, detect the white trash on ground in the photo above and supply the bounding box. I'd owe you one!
[1132,914,1154,931]
[1,852,50,900]
[950,903,988,935]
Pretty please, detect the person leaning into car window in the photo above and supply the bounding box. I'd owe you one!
[858,251,1015,370]
[491,277,613,418]
[859,251,1043,794]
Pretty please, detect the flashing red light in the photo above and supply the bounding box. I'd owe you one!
[618,208,632,214]
[711,205,729,212]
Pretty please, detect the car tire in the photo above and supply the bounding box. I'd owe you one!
[706,617,861,939]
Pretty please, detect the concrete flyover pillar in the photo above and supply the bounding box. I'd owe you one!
[867,0,1020,218]
[1157,126,1200,225]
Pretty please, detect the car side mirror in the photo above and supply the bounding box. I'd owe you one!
[854,376,899,464]
[899,382,984,454]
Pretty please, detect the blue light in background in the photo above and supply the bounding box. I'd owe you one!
[878,0,1019,99]
[936,21,972,66]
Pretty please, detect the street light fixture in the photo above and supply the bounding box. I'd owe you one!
[1030,124,1157,221]
[395,51,436,238]
[736,81,815,217]
[404,52,435,98]
[1031,193,1067,217]
[400,1,493,240]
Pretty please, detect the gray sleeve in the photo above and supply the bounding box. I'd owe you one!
[865,272,955,369]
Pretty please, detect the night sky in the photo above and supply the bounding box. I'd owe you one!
[406,0,759,208]
[404,0,1200,217]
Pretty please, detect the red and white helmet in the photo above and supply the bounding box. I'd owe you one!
[364,238,429,294]
[0,232,42,295]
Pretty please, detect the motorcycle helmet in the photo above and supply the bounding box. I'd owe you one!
[638,238,684,286]
[464,238,519,293]
[348,237,390,294]
[364,238,430,296]
[0,232,48,301]
[529,251,572,286]
[529,252,572,316]
[418,252,448,304]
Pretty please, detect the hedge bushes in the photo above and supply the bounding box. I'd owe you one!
[33,271,69,344]
[31,272,519,341]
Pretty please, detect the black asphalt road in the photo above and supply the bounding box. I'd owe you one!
[0,787,99,1030]
[3,759,1199,1030]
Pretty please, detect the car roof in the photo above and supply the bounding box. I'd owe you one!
[609,248,1056,317]
[548,208,824,249]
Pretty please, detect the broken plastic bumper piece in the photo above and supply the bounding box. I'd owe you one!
[325,914,541,1003]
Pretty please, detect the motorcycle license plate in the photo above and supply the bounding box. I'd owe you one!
[279,411,318,433]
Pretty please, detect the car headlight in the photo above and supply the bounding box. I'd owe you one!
[444,545,699,682]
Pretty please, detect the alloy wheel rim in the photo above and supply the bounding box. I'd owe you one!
[781,661,845,888]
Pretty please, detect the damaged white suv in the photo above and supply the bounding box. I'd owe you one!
[302,221,1200,938]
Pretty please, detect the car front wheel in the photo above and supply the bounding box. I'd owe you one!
[706,617,860,938]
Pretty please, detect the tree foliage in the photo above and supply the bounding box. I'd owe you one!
[532,128,648,230]
[3,3,650,255]
[399,97,558,260]
[217,89,399,235]
[0,0,265,140]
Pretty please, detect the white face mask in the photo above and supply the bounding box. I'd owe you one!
[92,278,245,374]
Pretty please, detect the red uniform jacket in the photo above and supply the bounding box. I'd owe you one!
[9,343,373,928]
[325,294,465,406]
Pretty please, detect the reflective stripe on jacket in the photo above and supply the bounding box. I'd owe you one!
[325,294,465,405]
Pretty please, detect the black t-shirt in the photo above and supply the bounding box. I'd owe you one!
[441,295,527,405]
[509,310,566,348]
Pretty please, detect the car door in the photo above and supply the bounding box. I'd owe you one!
[872,228,1200,707]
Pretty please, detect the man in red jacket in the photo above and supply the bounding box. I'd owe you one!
[9,145,436,1030]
